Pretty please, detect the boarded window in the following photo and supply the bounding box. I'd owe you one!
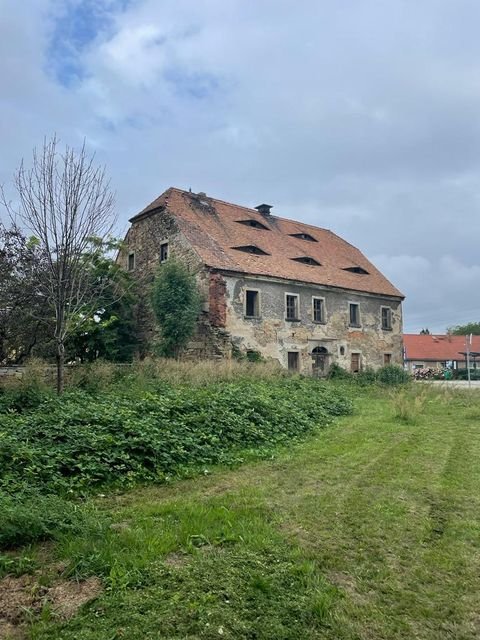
[381,307,392,330]
[286,294,299,320]
[245,290,260,317]
[160,242,169,262]
[349,303,360,327]
[128,252,135,271]
[384,353,392,365]
[351,353,361,373]
[288,352,299,371]
[313,298,325,323]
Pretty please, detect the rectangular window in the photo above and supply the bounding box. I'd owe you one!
[349,303,360,327]
[288,351,299,371]
[285,294,299,321]
[351,352,361,373]
[245,290,260,317]
[160,242,169,263]
[384,353,392,365]
[312,297,325,323]
[128,252,135,271]
[381,307,392,330]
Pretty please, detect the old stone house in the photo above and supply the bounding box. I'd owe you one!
[120,187,404,374]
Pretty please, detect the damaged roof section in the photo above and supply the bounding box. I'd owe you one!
[130,187,404,298]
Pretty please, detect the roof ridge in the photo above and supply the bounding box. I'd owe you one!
[170,186,337,233]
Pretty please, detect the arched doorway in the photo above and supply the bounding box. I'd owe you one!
[312,346,329,377]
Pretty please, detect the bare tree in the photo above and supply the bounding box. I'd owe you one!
[2,136,115,392]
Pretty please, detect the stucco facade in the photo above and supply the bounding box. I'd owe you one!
[120,188,404,374]
[223,274,403,373]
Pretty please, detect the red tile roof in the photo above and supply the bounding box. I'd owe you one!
[130,187,404,298]
[403,334,480,361]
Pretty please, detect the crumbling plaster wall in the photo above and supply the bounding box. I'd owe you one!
[223,274,403,374]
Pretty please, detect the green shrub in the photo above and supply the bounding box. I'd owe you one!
[327,363,352,380]
[0,379,352,494]
[453,369,480,381]
[377,364,411,385]
[355,367,378,386]
[0,490,105,550]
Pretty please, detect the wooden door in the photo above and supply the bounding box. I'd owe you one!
[351,353,361,373]
[288,352,299,371]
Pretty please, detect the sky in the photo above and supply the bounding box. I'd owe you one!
[1,0,479,333]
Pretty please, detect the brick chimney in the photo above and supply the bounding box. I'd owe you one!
[255,203,272,216]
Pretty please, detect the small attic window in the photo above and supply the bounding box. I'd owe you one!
[291,256,321,266]
[236,219,269,230]
[232,245,270,256]
[343,266,369,275]
[289,233,318,242]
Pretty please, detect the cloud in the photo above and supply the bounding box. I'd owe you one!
[1,0,480,332]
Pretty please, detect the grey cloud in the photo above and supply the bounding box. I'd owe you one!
[1,0,479,333]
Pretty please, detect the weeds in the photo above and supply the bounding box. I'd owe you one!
[391,386,428,424]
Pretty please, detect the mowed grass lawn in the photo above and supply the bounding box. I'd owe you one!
[28,385,480,639]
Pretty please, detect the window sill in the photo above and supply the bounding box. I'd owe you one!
[349,324,362,329]
[382,326,393,331]
[285,318,301,322]
[244,315,261,320]
[313,320,327,325]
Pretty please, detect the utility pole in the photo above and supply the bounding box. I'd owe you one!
[466,333,472,388]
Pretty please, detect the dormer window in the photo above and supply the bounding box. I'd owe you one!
[291,256,321,266]
[289,233,318,242]
[236,219,270,230]
[232,245,270,256]
[343,266,369,275]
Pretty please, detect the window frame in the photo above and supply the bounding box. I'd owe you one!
[384,353,392,366]
[244,288,261,318]
[285,293,300,321]
[348,302,361,328]
[381,306,393,331]
[128,252,135,271]
[312,296,326,324]
[160,241,169,263]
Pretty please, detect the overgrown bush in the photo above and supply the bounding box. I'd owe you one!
[0,490,105,549]
[377,364,411,385]
[327,363,353,380]
[327,363,410,386]
[453,368,480,381]
[0,378,352,494]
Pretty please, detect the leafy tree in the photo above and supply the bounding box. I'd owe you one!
[151,260,202,357]
[65,239,137,362]
[448,322,480,336]
[1,136,115,392]
[0,223,51,364]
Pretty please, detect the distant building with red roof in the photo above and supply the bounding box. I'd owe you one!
[120,188,404,374]
[403,333,480,371]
